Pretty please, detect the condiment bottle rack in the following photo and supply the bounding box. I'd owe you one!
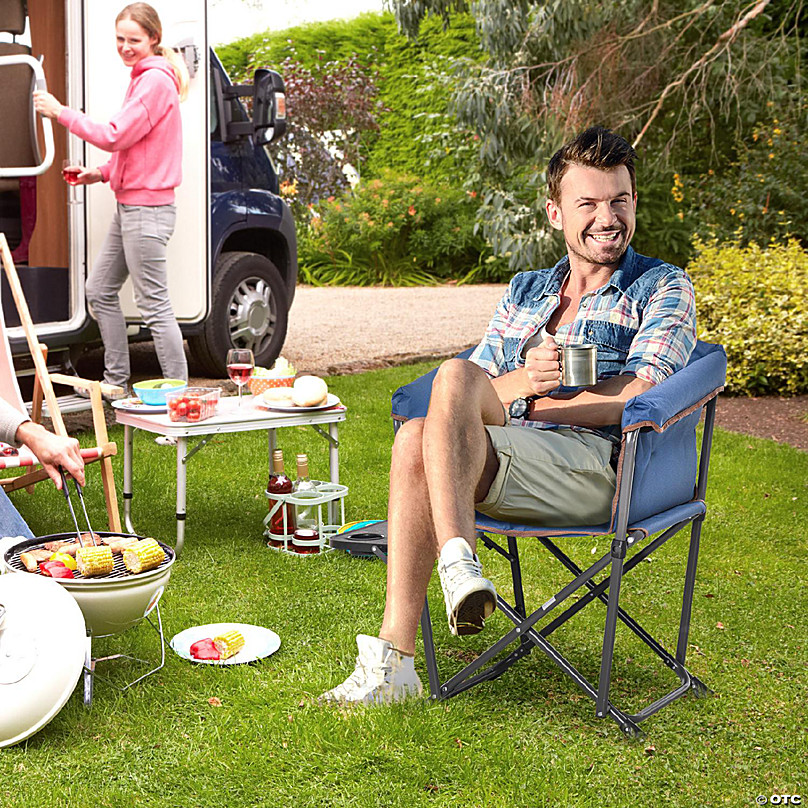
[263,481,348,556]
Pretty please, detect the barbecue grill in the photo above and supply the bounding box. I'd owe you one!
[1,532,175,706]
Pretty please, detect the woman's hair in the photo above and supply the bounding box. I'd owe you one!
[117,3,189,101]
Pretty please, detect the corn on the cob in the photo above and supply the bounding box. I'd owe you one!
[76,545,114,577]
[213,630,245,660]
[123,538,165,574]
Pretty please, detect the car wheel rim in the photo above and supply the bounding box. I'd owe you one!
[227,276,277,355]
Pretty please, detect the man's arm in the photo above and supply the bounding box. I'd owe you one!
[527,374,653,427]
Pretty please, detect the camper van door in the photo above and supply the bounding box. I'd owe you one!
[82,0,208,328]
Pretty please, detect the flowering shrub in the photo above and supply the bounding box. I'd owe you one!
[298,171,504,286]
[683,105,808,248]
[689,238,808,395]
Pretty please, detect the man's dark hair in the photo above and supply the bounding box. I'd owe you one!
[547,126,637,203]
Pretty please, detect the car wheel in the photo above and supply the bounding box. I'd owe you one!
[188,251,288,377]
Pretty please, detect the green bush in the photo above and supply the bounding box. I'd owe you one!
[298,171,506,286]
[688,238,808,395]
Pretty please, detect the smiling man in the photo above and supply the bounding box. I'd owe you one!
[321,126,697,705]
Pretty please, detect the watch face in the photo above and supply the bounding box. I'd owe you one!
[509,398,529,419]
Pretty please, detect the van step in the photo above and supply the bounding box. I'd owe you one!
[28,394,93,416]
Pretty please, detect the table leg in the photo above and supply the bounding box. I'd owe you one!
[123,424,135,534]
[329,422,339,525]
[175,436,187,558]
[268,428,276,468]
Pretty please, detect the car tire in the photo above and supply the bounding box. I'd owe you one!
[188,251,289,377]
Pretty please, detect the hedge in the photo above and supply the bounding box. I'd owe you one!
[689,239,808,395]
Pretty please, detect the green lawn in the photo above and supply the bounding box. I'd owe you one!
[1,363,806,807]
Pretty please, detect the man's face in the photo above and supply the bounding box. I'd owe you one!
[545,164,637,271]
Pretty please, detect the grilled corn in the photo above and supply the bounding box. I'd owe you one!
[76,545,114,577]
[123,538,165,574]
[213,630,245,660]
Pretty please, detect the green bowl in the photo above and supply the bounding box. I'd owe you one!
[132,378,187,406]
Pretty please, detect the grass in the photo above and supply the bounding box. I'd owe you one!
[1,362,806,807]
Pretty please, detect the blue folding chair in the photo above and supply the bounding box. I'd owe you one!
[387,340,727,737]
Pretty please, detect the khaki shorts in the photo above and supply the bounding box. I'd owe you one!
[477,426,617,527]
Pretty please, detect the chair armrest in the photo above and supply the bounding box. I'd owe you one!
[49,373,124,398]
[621,346,726,433]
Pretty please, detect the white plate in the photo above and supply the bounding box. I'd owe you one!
[257,393,342,413]
[169,622,280,665]
[111,397,167,414]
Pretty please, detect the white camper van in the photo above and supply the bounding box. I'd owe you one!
[0,0,296,396]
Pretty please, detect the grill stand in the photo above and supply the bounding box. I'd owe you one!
[82,603,166,707]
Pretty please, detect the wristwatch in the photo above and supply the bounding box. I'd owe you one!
[508,394,541,419]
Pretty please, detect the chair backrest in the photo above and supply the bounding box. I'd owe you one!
[0,0,38,176]
[0,282,28,417]
[0,0,26,36]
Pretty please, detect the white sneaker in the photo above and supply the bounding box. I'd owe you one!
[319,635,423,705]
[438,536,497,636]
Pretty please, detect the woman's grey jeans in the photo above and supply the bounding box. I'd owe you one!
[85,203,188,387]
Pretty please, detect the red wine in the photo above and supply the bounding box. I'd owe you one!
[62,168,80,185]
[227,363,252,384]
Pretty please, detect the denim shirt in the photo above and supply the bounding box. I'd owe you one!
[469,247,697,438]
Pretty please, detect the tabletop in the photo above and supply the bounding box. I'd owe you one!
[113,394,347,437]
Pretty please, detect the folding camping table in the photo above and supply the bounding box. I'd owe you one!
[114,394,346,557]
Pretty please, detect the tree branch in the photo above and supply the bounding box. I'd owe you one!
[633,0,773,148]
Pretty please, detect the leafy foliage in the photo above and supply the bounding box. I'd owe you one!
[684,102,808,249]
[689,238,808,394]
[298,171,506,286]
[389,0,808,270]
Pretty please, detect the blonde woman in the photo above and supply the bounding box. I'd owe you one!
[34,2,189,394]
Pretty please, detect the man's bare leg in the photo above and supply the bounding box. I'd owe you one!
[422,358,505,552]
[379,359,504,655]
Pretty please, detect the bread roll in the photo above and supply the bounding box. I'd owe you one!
[263,387,295,405]
[292,376,328,407]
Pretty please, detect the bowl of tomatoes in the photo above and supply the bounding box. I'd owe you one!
[166,388,221,422]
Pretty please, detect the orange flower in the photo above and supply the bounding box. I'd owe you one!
[408,205,416,216]
[467,190,477,198]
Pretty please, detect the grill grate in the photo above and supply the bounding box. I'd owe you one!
[7,538,173,581]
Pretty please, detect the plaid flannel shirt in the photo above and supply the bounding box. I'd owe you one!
[469,247,697,441]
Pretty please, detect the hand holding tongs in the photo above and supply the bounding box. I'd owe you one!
[59,467,98,548]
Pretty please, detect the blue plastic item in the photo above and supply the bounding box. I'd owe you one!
[132,379,187,406]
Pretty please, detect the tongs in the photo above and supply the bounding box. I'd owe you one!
[59,468,98,548]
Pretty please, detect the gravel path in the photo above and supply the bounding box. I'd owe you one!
[280,284,507,375]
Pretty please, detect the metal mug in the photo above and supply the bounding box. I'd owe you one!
[559,344,598,387]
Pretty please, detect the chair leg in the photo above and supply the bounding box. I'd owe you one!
[100,455,122,532]
[596,539,627,718]
[419,596,442,699]
[676,516,703,665]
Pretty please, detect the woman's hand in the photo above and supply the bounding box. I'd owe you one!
[33,89,64,120]
[15,421,85,488]
[65,166,103,185]
[524,335,562,396]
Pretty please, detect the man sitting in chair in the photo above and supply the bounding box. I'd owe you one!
[321,126,697,705]
[0,397,85,537]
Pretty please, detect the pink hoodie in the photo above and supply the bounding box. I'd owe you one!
[58,55,182,205]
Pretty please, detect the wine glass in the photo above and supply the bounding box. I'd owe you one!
[62,159,81,203]
[226,348,254,407]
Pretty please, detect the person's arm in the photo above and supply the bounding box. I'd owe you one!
[34,71,174,153]
[527,374,653,427]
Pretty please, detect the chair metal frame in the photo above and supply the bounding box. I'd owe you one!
[390,342,726,738]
